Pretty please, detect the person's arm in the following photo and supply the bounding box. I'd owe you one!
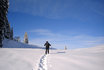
[44,43,46,46]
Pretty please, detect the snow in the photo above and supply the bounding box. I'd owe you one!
[47,45,104,70]
[0,39,104,70]
[38,55,47,70]
[3,39,41,48]
[0,48,45,70]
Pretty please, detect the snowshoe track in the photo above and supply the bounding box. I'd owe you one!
[38,54,47,70]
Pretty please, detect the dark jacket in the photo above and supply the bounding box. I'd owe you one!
[44,42,51,49]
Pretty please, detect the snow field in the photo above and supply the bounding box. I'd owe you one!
[0,42,104,70]
[0,48,45,70]
[47,45,104,70]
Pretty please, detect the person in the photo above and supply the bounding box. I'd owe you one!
[44,41,51,54]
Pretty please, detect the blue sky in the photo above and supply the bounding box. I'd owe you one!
[8,0,104,49]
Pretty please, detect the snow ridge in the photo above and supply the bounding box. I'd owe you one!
[38,54,47,70]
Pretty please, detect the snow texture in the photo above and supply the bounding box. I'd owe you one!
[0,48,44,70]
[0,39,104,70]
[38,54,47,70]
[47,45,104,70]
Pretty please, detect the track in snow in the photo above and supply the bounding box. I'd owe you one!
[38,54,47,70]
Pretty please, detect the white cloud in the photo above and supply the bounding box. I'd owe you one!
[9,0,90,19]
[29,29,55,36]
[30,29,50,33]
[84,0,104,16]
[9,0,104,21]
[29,29,104,49]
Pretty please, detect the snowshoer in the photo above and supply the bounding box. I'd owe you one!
[44,41,51,54]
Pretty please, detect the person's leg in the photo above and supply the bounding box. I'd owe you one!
[45,48,48,54]
[48,48,49,54]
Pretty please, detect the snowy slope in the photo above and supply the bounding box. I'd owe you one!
[2,39,42,48]
[0,44,104,70]
[47,45,104,70]
[0,48,44,70]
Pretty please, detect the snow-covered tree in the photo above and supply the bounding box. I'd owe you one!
[10,27,13,40]
[0,0,9,48]
[24,32,28,44]
[5,22,11,39]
